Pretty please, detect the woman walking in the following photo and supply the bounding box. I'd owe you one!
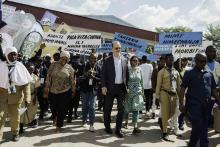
[124,56,144,134]
[44,50,75,132]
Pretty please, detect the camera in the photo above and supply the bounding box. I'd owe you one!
[8,85,16,94]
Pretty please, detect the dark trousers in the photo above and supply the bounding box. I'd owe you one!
[67,89,80,118]
[144,89,153,112]
[208,99,215,126]
[104,84,125,131]
[187,104,209,147]
[38,87,49,117]
[178,112,185,127]
[49,90,71,128]
[97,86,104,110]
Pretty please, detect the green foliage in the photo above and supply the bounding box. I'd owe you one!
[146,45,153,54]
[204,24,220,52]
[155,26,192,33]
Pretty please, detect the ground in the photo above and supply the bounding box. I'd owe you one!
[1,106,220,147]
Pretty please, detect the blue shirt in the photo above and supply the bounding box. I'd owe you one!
[207,61,214,72]
[181,67,216,105]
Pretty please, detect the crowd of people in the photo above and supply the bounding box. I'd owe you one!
[0,41,220,147]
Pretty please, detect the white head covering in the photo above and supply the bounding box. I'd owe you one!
[0,46,32,90]
[60,50,70,59]
[5,46,18,65]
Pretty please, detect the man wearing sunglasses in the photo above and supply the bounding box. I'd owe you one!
[179,53,220,147]
[101,41,127,138]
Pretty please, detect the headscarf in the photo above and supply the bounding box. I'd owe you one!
[5,46,17,65]
[0,47,32,90]
[60,50,70,59]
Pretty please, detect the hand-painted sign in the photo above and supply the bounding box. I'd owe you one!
[159,32,202,45]
[172,41,213,58]
[113,32,148,53]
[66,33,101,55]
[97,43,112,53]
[154,44,172,54]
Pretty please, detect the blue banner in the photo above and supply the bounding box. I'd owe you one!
[154,44,172,55]
[97,43,112,53]
[159,32,202,45]
[113,32,148,53]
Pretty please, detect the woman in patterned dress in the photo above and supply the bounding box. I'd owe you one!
[124,56,144,134]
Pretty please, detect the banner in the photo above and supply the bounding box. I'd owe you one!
[2,4,16,21]
[20,31,43,58]
[0,33,13,53]
[172,41,213,58]
[66,33,101,55]
[43,31,67,47]
[159,32,202,45]
[113,32,148,53]
[97,43,112,53]
[41,11,57,26]
[154,44,172,54]
[55,22,73,34]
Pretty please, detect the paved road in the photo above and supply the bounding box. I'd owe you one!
[1,108,220,147]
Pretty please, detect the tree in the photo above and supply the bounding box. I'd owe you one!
[155,26,192,33]
[146,45,153,54]
[204,24,220,51]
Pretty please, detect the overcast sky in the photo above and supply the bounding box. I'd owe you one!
[8,0,220,32]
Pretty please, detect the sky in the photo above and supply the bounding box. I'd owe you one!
[7,0,220,32]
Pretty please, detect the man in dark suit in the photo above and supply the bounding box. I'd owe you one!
[101,41,127,138]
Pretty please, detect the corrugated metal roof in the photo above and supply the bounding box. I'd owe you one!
[3,0,159,41]
[83,15,138,28]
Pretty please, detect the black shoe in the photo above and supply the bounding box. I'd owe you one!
[179,125,184,131]
[12,135,19,142]
[39,112,44,120]
[105,128,113,134]
[67,117,72,123]
[115,130,124,138]
[151,113,155,119]
[28,119,38,128]
[162,133,173,142]
[132,128,141,134]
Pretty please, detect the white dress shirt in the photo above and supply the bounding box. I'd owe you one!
[113,55,123,84]
[140,63,153,89]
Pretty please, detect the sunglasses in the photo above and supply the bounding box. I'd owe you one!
[132,60,138,62]
[115,47,121,50]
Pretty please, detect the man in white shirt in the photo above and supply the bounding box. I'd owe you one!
[140,56,154,118]
[101,41,128,138]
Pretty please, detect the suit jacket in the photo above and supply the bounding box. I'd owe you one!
[101,55,127,93]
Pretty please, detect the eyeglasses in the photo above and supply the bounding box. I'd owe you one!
[114,47,121,50]
[132,60,138,62]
